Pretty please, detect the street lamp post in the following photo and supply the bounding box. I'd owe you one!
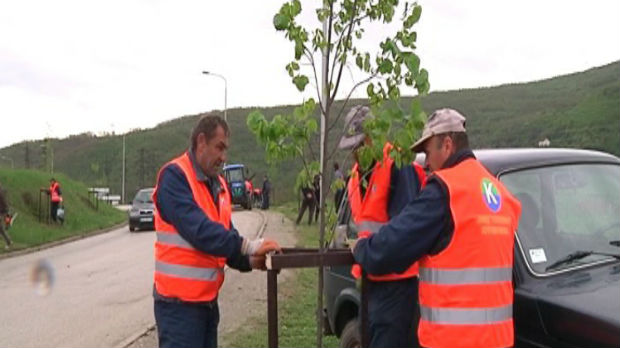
[201,71,228,122]
[122,133,126,204]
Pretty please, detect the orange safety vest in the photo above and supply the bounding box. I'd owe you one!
[418,158,521,348]
[348,143,426,281]
[50,182,62,203]
[152,152,232,302]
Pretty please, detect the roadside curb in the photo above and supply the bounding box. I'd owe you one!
[0,221,128,261]
[119,210,269,348]
[115,324,156,348]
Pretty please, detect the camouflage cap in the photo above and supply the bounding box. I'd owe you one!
[411,108,467,152]
[338,105,373,150]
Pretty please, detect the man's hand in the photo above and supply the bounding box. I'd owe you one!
[254,238,281,256]
[250,255,267,270]
[348,237,359,254]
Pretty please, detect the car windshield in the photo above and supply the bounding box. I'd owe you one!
[226,168,244,182]
[133,190,154,204]
[501,163,620,274]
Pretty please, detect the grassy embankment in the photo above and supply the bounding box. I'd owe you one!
[0,169,126,253]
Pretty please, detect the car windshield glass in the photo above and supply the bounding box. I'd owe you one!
[134,190,153,204]
[501,163,620,274]
[227,168,244,182]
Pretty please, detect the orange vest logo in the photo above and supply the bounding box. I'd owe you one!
[481,178,501,212]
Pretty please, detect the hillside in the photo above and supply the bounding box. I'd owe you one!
[1,61,618,203]
[0,169,126,252]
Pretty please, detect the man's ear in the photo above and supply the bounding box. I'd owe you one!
[196,132,207,149]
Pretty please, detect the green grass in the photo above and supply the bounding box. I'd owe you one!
[224,202,339,348]
[0,169,126,253]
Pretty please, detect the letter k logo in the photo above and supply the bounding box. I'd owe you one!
[483,181,498,205]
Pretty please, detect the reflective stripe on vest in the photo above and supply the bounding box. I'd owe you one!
[152,151,232,302]
[420,304,512,325]
[420,267,512,285]
[157,231,194,249]
[418,158,521,348]
[155,261,222,281]
[357,221,385,234]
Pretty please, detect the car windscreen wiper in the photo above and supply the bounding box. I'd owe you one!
[610,240,620,247]
[545,250,620,271]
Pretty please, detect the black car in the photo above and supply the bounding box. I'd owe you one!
[128,188,155,232]
[324,148,620,348]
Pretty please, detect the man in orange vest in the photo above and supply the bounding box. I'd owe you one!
[340,105,427,348]
[48,178,62,223]
[152,114,281,348]
[352,109,521,348]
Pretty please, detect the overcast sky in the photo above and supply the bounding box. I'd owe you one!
[1,0,618,149]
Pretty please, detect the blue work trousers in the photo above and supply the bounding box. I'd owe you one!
[154,299,219,348]
[367,276,420,348]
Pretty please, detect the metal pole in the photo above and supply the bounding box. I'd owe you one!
[201,71,228,123]
[224,79,228,123]
[267,270,278,348]
[50,142,54,174]
[122,134,126,204]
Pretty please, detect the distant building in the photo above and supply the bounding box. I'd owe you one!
[538,138,551,147]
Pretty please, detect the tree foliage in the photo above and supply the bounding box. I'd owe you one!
[248,0,431,195]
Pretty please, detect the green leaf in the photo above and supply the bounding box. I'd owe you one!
[356,55,363,69]
[303,98,316,113]
[290,0,302,16]
[293,75,309,91]
[294,41,303,59]
[404,5,422,28]
[403,52,420,74]
[306,119,318,133]
[273,13,290,30]
[363,53,371,72]
[378,59,393,74]
[366,82,375,97]
[411,97,422,116]
[247,110,266,132]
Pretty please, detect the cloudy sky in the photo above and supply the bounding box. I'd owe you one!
[1,0,618,148]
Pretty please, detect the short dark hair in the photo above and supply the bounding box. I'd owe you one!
[333,162,339,170]
[436,132,470,152]
[190,114,229,151]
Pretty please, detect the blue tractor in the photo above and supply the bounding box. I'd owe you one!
[223,164,253,210]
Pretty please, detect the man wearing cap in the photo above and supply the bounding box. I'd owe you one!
[352,108,521,348]
[340,105,427,348]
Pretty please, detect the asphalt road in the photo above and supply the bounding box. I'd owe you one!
[0,210,266,348]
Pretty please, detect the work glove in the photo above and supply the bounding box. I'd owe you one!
[242,238,282,270]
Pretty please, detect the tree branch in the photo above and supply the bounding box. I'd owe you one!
[330,2,360,105]
[304,49,326,116]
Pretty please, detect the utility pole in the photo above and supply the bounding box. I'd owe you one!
[202,71,228,122]
[24,143,30,169]
[139,148,146,189]
[122,134,126,204]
